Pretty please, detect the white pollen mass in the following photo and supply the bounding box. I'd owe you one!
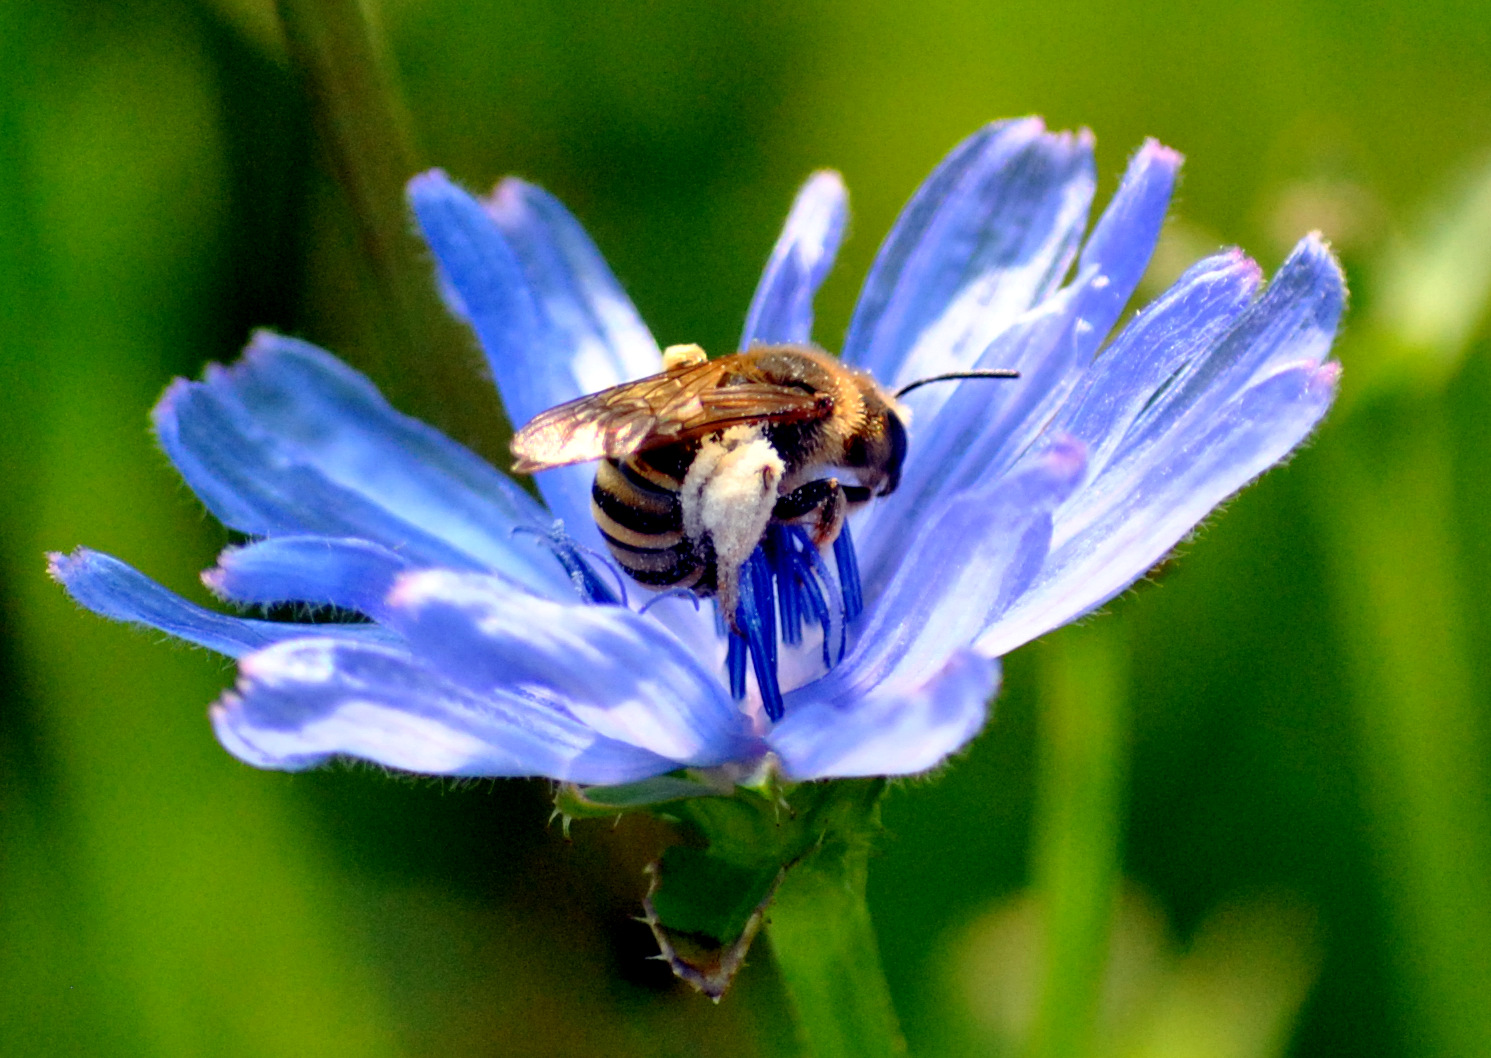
[681,427,784,618]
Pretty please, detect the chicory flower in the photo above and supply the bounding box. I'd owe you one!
[51,118,1343,786]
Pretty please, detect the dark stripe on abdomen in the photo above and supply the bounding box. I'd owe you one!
[591,457,703,590]
[592,471,680,536]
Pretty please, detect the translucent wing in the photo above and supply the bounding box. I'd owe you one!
[511,355,831,473]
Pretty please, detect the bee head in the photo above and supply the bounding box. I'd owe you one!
[844,397,908,499]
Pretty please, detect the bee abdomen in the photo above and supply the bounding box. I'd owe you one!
[592,457,707,591]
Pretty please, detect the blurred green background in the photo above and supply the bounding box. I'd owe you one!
[3,0,1491,1055]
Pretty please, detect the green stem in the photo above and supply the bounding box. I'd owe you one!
[767,831,906,1058]
[275,0,419,347]
[1028,622,1129,1058]
[1314,401,1491,1058]
[273,0,507,455]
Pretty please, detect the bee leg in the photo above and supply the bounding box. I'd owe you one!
[773,478,847,547]
[682,432,785,635]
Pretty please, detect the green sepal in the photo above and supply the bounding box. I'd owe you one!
[554,774,727,822]
[642,769,887,998]
[640,849,783,1000]
[648,846,781,941]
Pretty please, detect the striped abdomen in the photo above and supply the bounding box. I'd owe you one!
[590,445,718,594]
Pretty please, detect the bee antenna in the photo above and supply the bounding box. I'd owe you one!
[894,370,1020,399]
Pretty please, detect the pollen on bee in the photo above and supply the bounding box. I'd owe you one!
[662,343,708,370]
[689,433,784,573]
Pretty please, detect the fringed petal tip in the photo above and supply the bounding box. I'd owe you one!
[1285,231,1349,320]
[988,114,1094,151]
[1134,136,1184,173]
[1312,359,1344,393]
[46,548,75,583]
[404,167,455,201]
[147,375,193,437]
[149,328,298,428]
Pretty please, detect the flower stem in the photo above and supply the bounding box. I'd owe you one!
[273,0,508,455]
[1314,399,1491,1058]
[766,828,906,1058]
[275,0,420,345]
[1028,622,1129,1058]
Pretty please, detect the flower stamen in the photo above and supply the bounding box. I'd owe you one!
[724,521,863,722]
[512,522,621,605]
[833,522,863,621]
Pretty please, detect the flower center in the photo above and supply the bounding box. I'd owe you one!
[724,522,864,722]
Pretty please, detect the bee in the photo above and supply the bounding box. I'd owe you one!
[511,343,1014,624]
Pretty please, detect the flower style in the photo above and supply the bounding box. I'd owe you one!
[51,118,1343,786]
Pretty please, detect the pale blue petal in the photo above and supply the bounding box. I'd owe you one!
[212,638,675,782]
[406,170,549,425]
[981,361,1340,657]
[843,118,1096,387]
[1045,235,1343,553]
[153,332,570,598]
[1110,235,1343,464]
[204,536,413,621]
[861,141,1181,573]
[1069,139,1182,345]
[485,177,662,389]
[836,441,1084,694]
[978,237,1344,655]
[48,548,394,657]
[742,171,848,348]
[771,650,997,780]
[1045,251,1262,482]
[855,285,1087,583]
[407,170,605,546]
[385,570,759,766]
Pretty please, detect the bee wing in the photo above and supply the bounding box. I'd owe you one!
[511,358,830,473]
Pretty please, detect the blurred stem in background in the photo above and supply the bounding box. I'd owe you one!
[0,6,399,1053]
[274,0,509,459]
[1313,159,1491,1058]
[1028,622,1130,1058]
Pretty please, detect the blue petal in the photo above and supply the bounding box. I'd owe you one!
[770,445,1084,777]
[983,361,1340,656]
[855,284,1090,583]
[843,118,1096,387]
[1069,139,1182,347]
[1113,235,1344,461]
[153,332,570,598]
[204,536,413,621]
[1046,251,1262,482]
[407,171,614,546]
[848,441,1085,682]
[212,638,676,782]
[48,548,394,657]
[976,237,1344,655]
[742,171,848,347]
[861,141,1181,571]
[770,650,998,779]
[485,177,662,389]
[406,170,549,425]
[384,570,760,766]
